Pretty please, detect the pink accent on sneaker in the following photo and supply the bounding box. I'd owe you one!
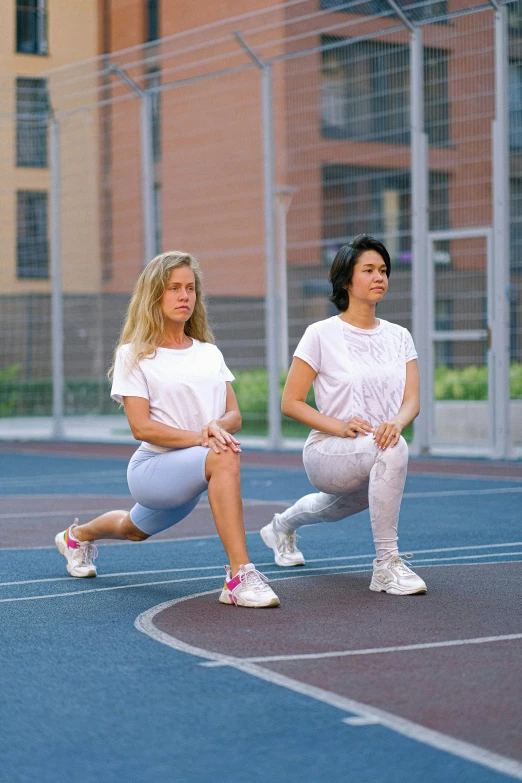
[65,527,79,549]
[223,566,242,605]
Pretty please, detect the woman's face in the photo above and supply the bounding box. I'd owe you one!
[160,265,197,325]
[347,249,388,304]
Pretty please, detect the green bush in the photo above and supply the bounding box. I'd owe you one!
[1,363,520,429]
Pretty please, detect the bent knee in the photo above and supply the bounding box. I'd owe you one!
[207,447,241,476]
[118,514,150,541]
[383,435,409,462]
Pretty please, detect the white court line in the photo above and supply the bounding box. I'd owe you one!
[0,558,521,604]
[0,498,282,521]
[135,585,522,781]
[1,485,522,517]
[200,633,522,666]
[2,546,522,588]
[403,487,522,498]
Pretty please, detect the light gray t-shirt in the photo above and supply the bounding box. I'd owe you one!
[111,339,234,452]
[293,316,417,445]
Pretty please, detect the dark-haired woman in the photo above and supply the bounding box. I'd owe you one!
[261,234,426,595]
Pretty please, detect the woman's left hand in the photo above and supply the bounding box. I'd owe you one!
[202,420,241,453]
[373,421,403,450]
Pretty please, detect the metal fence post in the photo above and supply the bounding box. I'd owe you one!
[491,2,511,458]
[50,115,64,439]
[261,61,282,449]
[235,32,282,450]
[109,65,156,267]
[140,90,156,265]
[409,24,430,456]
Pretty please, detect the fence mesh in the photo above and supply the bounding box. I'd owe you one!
[1,0,521,454]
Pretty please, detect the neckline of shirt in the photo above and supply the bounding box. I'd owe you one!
[156,338,199,353]
[337,316,384,335]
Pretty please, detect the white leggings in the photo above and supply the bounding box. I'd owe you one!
[274,434,409,560]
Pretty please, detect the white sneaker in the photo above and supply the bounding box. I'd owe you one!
[219,563,280,608]
[55,521,98,578]
[260,517,305,567]
[370,554,426,595]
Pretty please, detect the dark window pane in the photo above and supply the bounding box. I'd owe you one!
[510,61,522,150]
[16,1,48,55]
[322,164,449,266]
[16,77,48,167]
[321,36,450,147]
[17,190,49,279]
[511,178,522,272]
[320,0,448,23]
[146,0,159,42]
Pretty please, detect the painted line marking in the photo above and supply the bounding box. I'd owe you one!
[2,486,522,508]
[0,498,284,521]
[2,547,522,588]
[135,586,522,781]
[0,558,520,604]
[200,633,522,667]
[343,716,381,726]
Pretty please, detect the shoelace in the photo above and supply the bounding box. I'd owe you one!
[76,541,98,565]
[388,553,414,574]
[281,532,300,554]
[240,567,271,591]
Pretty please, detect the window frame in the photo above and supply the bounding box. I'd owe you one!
[16,76,49,168]
[16,190,49,279]
[16,0,48,56]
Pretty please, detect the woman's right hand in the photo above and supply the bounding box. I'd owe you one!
[338,417,374,439]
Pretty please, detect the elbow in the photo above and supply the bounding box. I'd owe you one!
[129,422,146,441]
[281,398,293,418]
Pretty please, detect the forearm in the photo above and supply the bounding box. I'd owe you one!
[282,400,343,437]
[390,398,420,431]
[130,418,202,448]
[215,410,242,434]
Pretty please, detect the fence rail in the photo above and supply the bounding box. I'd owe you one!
[1,0,521,457]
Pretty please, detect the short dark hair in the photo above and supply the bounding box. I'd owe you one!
[328,234,391,312]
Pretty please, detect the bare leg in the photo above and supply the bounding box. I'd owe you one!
[205,449,249,575]
[73,511,149,542]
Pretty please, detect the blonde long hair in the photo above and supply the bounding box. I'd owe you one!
[109,251,214,377]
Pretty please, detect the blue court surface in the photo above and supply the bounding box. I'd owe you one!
[1,445,521,783]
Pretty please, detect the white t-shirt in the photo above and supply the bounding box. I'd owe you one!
[111,339,235,452]
[294,316,417,445]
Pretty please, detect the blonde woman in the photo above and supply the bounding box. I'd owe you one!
[55,251,279,609]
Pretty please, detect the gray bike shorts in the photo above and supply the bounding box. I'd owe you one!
[127,444,209,535]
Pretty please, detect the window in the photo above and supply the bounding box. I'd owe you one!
[322,164,449,265]
[511,178,522,272]
[320,0,448,23]
[507,2,522,34]
[321,37,450,146]
[510,61,522,150]
[17,191,49,279]
[147,69,161,162]
[16,77,48,167]
[16,0,48,55]
[146,0,159,42]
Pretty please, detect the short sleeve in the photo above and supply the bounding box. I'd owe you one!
[110,345,149,403]
[220,355,235,383]
[404,329,418,363]
[293,324,321,373]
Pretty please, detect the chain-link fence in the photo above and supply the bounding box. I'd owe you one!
[1,0,521,457]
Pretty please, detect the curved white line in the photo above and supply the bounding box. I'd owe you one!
[2,559,522,603]
[135,577,522,782]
